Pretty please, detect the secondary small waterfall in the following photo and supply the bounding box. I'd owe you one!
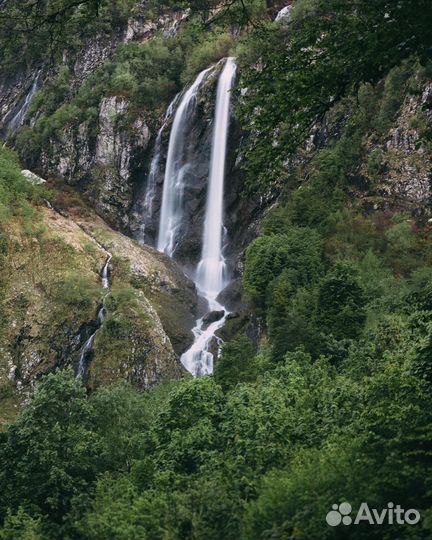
[157,66,213,256]
[77,253,111,378]
[101,254,112,289]
[181,58,237,376]
[8,70,41,132]
[139,95,179,245]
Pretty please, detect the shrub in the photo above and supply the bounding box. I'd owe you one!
[317,261,367,340]
[267,277,319,360]
[181,30,234,83]
[214,336,257,390]
[0,147,42,218]
[244,227,323,308]
[374,62,414,134]
[0,508,44,540]
[56,274,100,309]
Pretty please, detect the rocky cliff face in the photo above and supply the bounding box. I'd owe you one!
[42,95,151,231]
[0,7,189,230]
[375,82,432,213]
[275,69,432,220]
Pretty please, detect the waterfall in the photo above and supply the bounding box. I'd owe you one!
[196,58,236,298]
[139,95,179,245]
[8,71,41,132]
[181,58,237,376]
[157,66,213,256]
[101,254,112,289]
[77,253,111,378]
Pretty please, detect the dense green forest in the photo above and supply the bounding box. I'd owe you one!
[1,0,432,539]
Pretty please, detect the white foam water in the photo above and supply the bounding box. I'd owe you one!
[181,58,237,376]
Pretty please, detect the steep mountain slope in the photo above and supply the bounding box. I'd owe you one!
[0,164,197,425]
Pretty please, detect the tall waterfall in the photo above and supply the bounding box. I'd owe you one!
[139,95,179,245]
[157,66,213,256]
[181,58,237,376]
[196,57,236,298]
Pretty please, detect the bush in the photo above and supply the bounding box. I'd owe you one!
[244,227,323,308]
[0,147,42,218]
[181,30,234,83]
[56,274,100,309]
[317,261,367,340]
[0,508,44,540]
[267,277,319,360]
[214,336,257,390]
[374,62,414,134]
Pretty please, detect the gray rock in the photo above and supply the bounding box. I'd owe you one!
[202,310,225,325]
[21,170,46,185]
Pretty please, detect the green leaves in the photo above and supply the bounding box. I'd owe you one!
[237,0,432,191]
[0,0,135,74]
[243,227,323,308]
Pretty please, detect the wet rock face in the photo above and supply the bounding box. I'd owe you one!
[202,310,225,326]
[130,69,219,262]
[0,68,43,136]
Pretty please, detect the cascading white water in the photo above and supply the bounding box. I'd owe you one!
[139,95,179,245]
[101,254,112,289]
[196,58,236,297]
[77,252,111,378]
[181,58,237,376]
[157,66,213,256]
[8,71,41,132]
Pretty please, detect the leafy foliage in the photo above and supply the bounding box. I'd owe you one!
[0,0,135,74]
[237,0,432,190]
[243,227,323,308]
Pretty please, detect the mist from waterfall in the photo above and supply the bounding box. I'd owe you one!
[157,66,213,256]
[181,58,237,376]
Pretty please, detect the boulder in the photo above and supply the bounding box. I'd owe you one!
[21,170,46,185]
[202,310,225,325]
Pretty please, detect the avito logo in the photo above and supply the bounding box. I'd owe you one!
[326,502,421,527]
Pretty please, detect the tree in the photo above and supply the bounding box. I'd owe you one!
[0,508,44,540]
[0,370,104,538]
[244,227,323,308]
[267,276,319,360]
[0,0,134,73]
[238,0,432,190]
[214,336,257,390]
[317,261,367,340]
